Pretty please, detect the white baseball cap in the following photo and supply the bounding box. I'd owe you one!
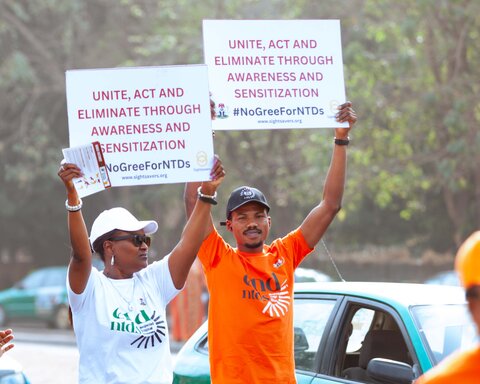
[90,207,158,246]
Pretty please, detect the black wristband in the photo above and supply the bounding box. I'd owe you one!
[334,137,350,146]
[198,195,218,205]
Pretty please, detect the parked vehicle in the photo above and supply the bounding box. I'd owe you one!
[0,261,104,329]
[173,282,475,384]
[294,267,333,283]
[0,266,70,329]
[0,356,30,384]
[424,270,460,286]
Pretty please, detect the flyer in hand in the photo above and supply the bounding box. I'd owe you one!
[62,141,112,198]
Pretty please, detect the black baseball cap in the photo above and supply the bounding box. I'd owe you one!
[220,186,270,225]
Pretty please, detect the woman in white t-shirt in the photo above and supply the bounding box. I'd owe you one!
[57,157,224,384]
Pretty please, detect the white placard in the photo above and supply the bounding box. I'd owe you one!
[66,65,214,187]
[203,20,348,130]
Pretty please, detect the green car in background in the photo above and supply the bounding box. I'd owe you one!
[0,259,104,330]
[0,266,70,329]
[173,282,476,384]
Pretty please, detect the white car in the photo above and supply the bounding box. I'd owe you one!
[294,267,332,283]
[424,270,460,286]
[0,356,30,384]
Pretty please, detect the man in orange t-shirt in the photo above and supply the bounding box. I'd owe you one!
[415,231,480,384]
[185,102,357,383]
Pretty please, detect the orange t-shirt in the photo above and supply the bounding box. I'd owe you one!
[415,346,480,384]
[198,228,313,384]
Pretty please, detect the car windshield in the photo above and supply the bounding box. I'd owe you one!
[411,304,477,364]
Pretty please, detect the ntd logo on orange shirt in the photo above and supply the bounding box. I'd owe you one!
[242,273,291,317]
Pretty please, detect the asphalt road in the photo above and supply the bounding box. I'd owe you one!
[7,325,78,384]
[9,340,79,384]
[6,324,182,384]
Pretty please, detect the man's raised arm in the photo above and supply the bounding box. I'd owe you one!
[184,156,223,238]
[299,101,357,248]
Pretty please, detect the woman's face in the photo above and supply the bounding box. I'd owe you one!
[105,230,150,276]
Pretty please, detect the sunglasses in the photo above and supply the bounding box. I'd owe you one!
[109,234,151,247]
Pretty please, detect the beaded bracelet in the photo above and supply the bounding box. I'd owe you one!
[65,198,83,212]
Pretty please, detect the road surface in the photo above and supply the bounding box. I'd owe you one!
[6,324,182,383]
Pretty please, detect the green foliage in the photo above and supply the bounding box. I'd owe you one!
[0,0,478,269]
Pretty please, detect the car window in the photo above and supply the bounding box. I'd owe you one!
[334,304,413,382]
[346,307,375,352]
[44,269,67,287]
[196,333,209,353]
[293,298,337,372]
[20,270,47,289]
[411,304,476,364]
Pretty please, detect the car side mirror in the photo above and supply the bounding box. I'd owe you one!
[367,358,414,384]
[294,327,309,352]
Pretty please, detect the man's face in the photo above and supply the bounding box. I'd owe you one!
[226,202,271,253]
[467,286,480,333]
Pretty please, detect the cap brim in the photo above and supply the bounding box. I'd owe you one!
[111,220,158,236]
[141,221,158,235]
[230,200,270,213]
[227,200,270,222]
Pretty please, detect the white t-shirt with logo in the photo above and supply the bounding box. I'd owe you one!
[67,256,180,384]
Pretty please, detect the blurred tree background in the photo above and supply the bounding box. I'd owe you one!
[0,0,479,286]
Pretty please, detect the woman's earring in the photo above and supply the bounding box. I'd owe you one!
[110,254,115,266]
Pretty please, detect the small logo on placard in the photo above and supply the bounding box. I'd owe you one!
[196,151,208,167]
[216,103,229,119]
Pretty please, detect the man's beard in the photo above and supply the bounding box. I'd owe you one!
[244,241,263,249]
